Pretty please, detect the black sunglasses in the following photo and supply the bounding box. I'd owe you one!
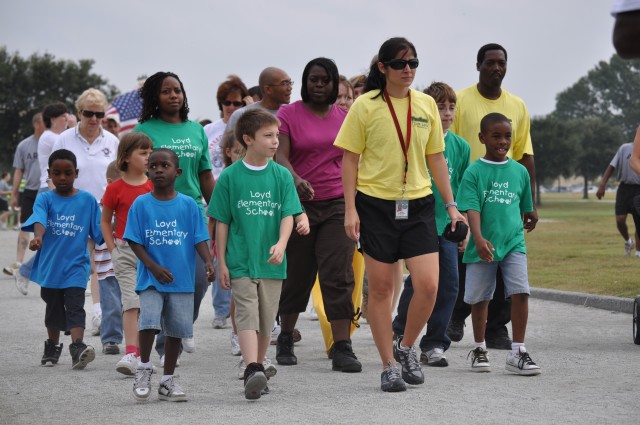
[81,110,105,119]
[221,100,244,107]
[384,59,419,70]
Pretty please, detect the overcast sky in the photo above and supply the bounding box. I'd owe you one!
[1,0,617,121]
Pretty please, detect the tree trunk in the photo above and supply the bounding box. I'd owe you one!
[583,174,589,199]
[535,176,542,207]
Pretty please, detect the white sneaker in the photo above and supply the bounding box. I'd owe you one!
[236,359,246,380]
[625,239,634,256]
[14,272,29,296]
[230,332,241,356]
[505,348,541,376]
[160,354,180,368]
[421,347,448,367]
[158,375,187,402]
[116,353,137,376]
[91,313,101,336]
[263,356,277,378]
[133,367,153,401]
[3,262,21,277]
[270,323,281,345]
[212,316,227,329]
[468,347,491,372]
[182,337,196,353]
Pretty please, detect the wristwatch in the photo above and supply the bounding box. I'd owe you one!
[445,201,458,209]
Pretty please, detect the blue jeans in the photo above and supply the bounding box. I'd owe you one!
[155,254,210,356]
[99,276,123,344]
[210,257,231,319]
[392,236,459,352]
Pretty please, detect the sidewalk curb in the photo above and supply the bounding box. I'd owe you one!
[530,287,635,314]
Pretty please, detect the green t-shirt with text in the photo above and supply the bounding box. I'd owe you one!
[458,158,533,263]
[208,160,302,279]
[134,119,211,217]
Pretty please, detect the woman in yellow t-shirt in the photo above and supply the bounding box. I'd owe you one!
[334,37,466,393]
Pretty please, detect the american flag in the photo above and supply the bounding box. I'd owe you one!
[105,88,143,137]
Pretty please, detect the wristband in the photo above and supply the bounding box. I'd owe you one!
[445,201,458,209]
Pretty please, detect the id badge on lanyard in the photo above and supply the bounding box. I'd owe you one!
[384,90,412,220]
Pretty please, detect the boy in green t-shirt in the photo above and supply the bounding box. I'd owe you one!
[457,113,541,376]
[209,109,302,400]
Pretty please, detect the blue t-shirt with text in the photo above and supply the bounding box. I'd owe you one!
[22,190,104,289]
[124,192,209,293]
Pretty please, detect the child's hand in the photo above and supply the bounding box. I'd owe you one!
[295,214,310,236]
[149,264,174,284]
[205,261,216,282]
[218,264,231,290]
[29,237,42,251]
[523,211,538,233]
[268,242,285,265]
[477,237,495,262]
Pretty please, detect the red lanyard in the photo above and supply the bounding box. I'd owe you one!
[383,89,412,190]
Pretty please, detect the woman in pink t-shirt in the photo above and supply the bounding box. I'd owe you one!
[275,57,361,373]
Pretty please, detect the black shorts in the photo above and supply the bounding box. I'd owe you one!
[19,189,38,224]
[615,183,640,215]
[40,287,86,332]
[0,198,7,212]
[356,192,438,264]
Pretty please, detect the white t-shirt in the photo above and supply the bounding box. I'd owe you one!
[203,118,227,180]
[37,130,60,189]
[53,127,119,201]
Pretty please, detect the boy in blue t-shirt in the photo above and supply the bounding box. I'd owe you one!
[124,148,214,402]
[209,109,302,400]
[23,149,104,370]
[457,113,540,376]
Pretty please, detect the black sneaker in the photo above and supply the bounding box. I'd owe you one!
[485,330,512,350]
[447,319,465,342]
[276,332,297,365]
[244,362,267,400]
[41,339,63,366]
[102,342,120,355]
[392,338,424,385]
[69,339,95,370]
[380,361,406,392]
[331,340,362,373]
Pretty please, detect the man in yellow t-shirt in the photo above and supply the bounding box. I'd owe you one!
[448,43,538,350]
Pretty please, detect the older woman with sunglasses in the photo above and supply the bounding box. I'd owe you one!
[53,88,120,351]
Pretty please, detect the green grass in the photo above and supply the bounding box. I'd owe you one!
[527,192,639,298]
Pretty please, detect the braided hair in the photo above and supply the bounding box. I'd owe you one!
[139,72,190,123]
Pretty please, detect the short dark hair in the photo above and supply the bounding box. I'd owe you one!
[235,109,280,149]
[300,57,340,104]
[117,132,154,171]
[49,149,77,168]
[477,43,508,64]
[139,72,190,123]
[150,148,180,168]
[424,82,457,104]
[248,85,263,100]
[480,112,511,134]
[42,102,68,128]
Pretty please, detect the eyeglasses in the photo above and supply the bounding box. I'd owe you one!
[81,110,105,119]
[221,100,244,107]
[267,80,294,88]
[384,59,419,70]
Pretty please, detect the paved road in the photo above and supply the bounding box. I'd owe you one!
[0,229,638,425]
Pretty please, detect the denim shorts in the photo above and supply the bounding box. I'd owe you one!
[138,289,194,339]
[464,252,530,304]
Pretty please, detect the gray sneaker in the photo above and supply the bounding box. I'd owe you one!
[158,375,187,402]
[133,367,153,401]
[505,348,541,376]
[393,338,424,385]
[421,347,448,367]
[468,347,491,372]
[380,361,406,392]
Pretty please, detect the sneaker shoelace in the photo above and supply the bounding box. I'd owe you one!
[517,351,537,369]
[385,361,402,381]
[134,368,153,389]
[468,348,488,365]
[399,346,421,373]
[163,376,183,395]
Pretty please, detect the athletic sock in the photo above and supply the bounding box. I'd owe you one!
[161,375,173,383]
[137,359,152,369]
[125,345,138,356]
[512,342,525,354]
[474,341,486,350]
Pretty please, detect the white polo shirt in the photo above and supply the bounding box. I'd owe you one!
[53,126,119,201]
